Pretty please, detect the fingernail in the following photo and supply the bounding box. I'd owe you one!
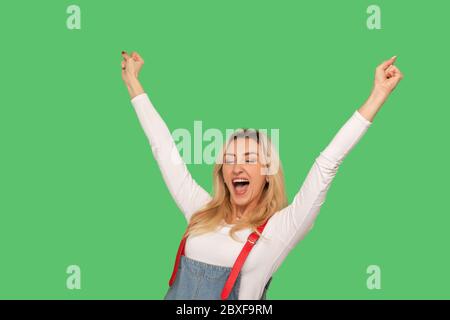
[122,51,125,54]
[391,55,397,59]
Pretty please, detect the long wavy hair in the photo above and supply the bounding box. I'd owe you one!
[185,128,288,242]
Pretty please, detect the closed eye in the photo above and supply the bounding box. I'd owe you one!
[224,155,236,164]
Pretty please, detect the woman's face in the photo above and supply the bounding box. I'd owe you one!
[222,137,267,210]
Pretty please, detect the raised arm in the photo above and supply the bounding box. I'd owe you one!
[265,56,404,248]
[122,51,212,223]
[266,109,372,247]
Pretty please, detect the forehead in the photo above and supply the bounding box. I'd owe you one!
[225,137,259,155]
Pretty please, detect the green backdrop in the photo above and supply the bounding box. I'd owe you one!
[1,0,449,299]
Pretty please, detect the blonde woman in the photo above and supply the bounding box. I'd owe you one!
[121,51,403,300]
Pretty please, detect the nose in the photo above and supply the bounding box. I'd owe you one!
[232,163,244,175]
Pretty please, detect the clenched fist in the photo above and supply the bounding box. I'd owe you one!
[373,55,404,96]
[121,51,144,88]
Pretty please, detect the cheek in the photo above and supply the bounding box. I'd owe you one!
[222,167,231,182]
[248,166,265,188]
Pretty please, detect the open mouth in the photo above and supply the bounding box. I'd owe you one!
[232,178,250,196]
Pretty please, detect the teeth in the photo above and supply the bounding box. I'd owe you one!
[233,178,249,183]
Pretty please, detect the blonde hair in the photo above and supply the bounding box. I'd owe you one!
[185,128,288,242]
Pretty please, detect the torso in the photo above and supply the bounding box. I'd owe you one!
[184,217,287,299]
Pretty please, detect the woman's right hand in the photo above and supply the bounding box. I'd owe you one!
[121,51,144,87]
[121,51,145,99]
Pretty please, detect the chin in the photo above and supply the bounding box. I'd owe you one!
[231,196,251,206]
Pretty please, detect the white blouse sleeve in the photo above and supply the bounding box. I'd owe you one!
[266,110,373,248]
[130,93,212,223]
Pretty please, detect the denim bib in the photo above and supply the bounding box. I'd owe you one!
[164,255,272,300]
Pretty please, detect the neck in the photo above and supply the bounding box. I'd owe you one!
[231,193,263,221]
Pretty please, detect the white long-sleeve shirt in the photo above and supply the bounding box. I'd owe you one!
[130,93,372,299]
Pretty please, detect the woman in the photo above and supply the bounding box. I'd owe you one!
[120,51,403,300]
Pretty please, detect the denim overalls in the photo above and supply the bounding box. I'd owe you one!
[164,255,273,300]
[164,220,273,300]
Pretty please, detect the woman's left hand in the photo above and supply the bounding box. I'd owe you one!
[372,55,404,97]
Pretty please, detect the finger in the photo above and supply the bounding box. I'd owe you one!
[388,70,403,86]
[385,65,393,75]
[386,65,396,76]
[376,56,397,79]
[392,65,402,75]
[131,52,144,67]
[121,51,131,61]
[388,75,401,88]
[389,66,403,79]
[133,52,144,63]
[393,67,404,80]
[121,60,126,69]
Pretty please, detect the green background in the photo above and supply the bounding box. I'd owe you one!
[1,0,449,299]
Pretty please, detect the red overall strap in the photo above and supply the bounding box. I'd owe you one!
[168,219,269,299]
[168,229,188,286]
[220,220,268,300]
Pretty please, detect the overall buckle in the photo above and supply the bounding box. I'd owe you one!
[247,233,259,245]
